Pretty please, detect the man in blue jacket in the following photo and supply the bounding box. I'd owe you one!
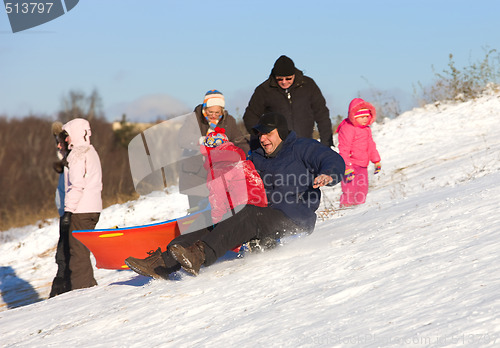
[169,112,345,276]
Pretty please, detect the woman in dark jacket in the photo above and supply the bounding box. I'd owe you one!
[178,90,249,209]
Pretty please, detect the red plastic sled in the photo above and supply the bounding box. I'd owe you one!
[72,208,209,270]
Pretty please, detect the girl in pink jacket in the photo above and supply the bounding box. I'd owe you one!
[61,118,102,290]
[336,98,381,207]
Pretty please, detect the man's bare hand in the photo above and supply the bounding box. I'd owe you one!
[313,174,333,188]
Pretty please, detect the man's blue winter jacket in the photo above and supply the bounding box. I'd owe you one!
[250,131,345,231]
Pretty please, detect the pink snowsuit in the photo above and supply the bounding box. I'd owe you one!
[336,98,381,206]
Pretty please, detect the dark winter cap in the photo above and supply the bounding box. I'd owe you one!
[272,55,296,76]
[252,112,290,140]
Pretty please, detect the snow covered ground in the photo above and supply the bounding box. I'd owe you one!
[1,91,500,347]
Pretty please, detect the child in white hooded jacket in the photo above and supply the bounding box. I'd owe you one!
[61,118,102,290]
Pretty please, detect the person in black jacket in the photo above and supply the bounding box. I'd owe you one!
[243,55,333,149]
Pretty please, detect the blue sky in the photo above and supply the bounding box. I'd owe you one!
[1,0,499,122]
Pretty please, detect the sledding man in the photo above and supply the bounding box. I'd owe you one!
[125,127,268,278]
[168,112,345,276]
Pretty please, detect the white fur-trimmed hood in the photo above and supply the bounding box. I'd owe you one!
[62,118,92,148]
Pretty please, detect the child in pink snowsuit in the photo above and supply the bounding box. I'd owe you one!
[336,98,381,207]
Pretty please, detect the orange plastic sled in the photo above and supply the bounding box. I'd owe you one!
[72,209,209,270]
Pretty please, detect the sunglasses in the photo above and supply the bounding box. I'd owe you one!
[275,77,294,82]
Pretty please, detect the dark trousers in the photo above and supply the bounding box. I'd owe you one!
[201,205,303,266]
[49,216,72,297]
[68,213,100,290]
[54,216,71,279]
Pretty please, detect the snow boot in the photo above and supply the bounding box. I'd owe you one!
[169,241,205,276]
[125,248,168,279]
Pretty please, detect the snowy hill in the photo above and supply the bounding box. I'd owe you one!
[1,92,500,347]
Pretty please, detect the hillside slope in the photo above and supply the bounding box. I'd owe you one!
[1,92,500,347]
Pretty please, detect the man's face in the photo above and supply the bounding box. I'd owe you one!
[275,74,295,89]
[259,128,282,155]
